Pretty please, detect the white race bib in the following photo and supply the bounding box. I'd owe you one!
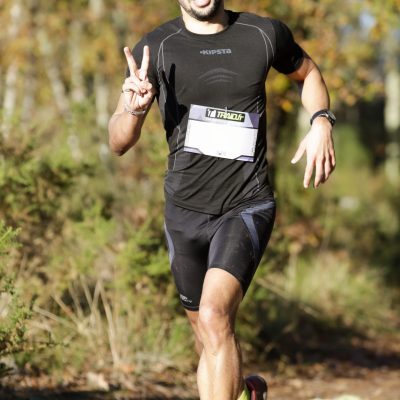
[184,104,259,162]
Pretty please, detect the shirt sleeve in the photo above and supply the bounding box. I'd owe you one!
[125,35,159,94]
[271,19,305,75]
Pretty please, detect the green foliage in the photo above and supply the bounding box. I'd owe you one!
[0,101,193,381]
[0,222,32,378]
[0,132,93,242]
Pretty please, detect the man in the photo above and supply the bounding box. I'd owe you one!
[108,1,336,399]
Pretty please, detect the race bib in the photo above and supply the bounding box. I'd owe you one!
[184,104,259,162]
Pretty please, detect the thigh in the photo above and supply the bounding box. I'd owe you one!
[200,268,243,324]
[164,200,210,310]
[208,200,276,296]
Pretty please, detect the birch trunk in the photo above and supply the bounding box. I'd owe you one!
[21,0,39,124]
[1,0,23,138]
[94,73,109,129]
[90,0,109,129]
[384,67,400,185]
[90,0,105,18]
[384,30,400,186]
[21,56,36,124]
[70,20,85,103]
[37,29,69,116]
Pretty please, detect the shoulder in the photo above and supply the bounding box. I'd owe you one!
[233,11,274,32]
[233,12,294,43]
[144,17,183,46]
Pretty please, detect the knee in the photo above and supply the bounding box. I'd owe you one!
[197,303,234,351]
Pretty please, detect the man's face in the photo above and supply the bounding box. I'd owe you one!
[178,0,223,21]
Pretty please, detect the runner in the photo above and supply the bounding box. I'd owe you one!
[108,1,336,399]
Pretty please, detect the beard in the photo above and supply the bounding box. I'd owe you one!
[178,0,223,21]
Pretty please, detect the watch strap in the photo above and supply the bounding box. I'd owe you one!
[310,109,336,126]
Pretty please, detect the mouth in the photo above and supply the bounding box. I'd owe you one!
[192,0,212,7]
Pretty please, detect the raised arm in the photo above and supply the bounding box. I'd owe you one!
[108,45,156,156]
[288,57,336,188]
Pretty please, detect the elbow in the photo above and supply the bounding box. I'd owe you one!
[108,122,128,156]
[113,148,126,157]
[107,116,140,156]
[108,139,128,156]
[108,133,139,156]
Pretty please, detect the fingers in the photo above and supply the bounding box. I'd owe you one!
[291,139,306,164]
[124,46,138,77]
[303,158,314,188]
[122,79,154,111]
[123,80,141,95]
[123,77,152,93]
[139,45,150,81]
[305,153,335,188]
[122,83,139,106]
[123,76,152,100]
[314,157,324,187]
[304,153,336,188]
[123,45,152,97]
[292,138,312,188]
[330,148,336,169]
[124,45,150,82]
[323,158,332,183]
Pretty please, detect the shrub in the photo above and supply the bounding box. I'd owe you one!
[0,222,32,378]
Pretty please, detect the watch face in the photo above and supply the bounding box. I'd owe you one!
[327,110,336,122]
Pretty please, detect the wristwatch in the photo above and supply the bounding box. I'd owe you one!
[310,109,336,127]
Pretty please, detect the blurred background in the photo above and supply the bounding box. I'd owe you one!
[0,0,399,398]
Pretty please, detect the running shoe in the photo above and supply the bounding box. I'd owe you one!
[245,375,268,400]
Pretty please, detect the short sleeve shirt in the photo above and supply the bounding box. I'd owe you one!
[130,11,304,214]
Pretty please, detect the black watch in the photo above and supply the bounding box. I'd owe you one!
[310,109,336,127]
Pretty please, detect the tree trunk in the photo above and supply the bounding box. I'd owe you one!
[89,0,105,18]
[2,64,18,138]
[21,0,39,124]
[94,73,109,129]
[384,67,400,185]
[37,29,69,116]
[1,0,23,138]
[69,20,85,104]
[90,0,109,129]
[383,30,400,186]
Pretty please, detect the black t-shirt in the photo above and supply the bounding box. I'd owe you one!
[131,11,304,214]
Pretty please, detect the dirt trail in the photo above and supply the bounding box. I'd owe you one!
[1,334,399,400]
[1,369,399,400]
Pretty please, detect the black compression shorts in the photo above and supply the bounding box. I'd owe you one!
[164,198,276,310]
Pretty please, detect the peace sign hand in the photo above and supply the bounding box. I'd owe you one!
[122,45,155,113]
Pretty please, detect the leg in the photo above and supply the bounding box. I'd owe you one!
[164,200,214,397]
[185,310,203,355]
[186,309,213,400]
[195,200,275,400]
[197,268,245,400]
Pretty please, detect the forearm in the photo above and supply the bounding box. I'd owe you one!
[108,98,147,156]
[289,58,330,116]
[299,66,330,115]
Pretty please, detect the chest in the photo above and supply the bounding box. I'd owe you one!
[156,32,271,107]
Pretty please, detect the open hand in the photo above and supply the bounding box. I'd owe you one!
[291,119,336,188]
[122,45,155,112]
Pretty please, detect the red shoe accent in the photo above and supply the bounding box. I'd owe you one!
[245,375,268,400]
